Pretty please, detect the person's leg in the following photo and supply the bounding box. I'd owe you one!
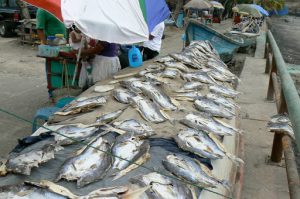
[143,47,159,61]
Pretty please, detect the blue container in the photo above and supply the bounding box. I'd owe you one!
[128,46,143,68]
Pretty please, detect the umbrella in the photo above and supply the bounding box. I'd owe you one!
[210,1,224,10]
[233,4,263,18]
[250,4,269,16]
[184,0,213,10]
[23,0,170,44]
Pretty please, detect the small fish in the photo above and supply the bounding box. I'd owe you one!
[181,113,240,136]
[111,132,150,180]
[194,98,234,119]
[182,72,217,85]
[56,134,114,187]
[130,96,168,123]
[209,84,240,98]
[269,114,291,124]
[163,61,189,72]
[112,88,137,104]
[208,70,235,83]
[181,82,204,91]
[268,123,295,139]
[161,68,179,79]
[131,172,197,199]
[119,78,144,93]
[162,153,231,190]
[96,107,127,124]
[94,85,115,93]
[207,60,238,80]
[206,93,239,110]
[175,128,244,165]
[113,119,154,138]
[55,125,99,145]
[174,91,204,101]
[169,53,195,67]
[155,56,174,63]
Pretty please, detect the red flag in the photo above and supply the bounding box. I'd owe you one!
[24,0,63,21]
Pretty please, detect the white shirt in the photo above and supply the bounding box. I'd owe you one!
[143,22,165,52]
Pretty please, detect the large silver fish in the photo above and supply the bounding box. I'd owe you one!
[6,138,62,175]
[194,98,234,119]
[161,68,179,79]
[209,84,240,98]
[130,96,168,123]
[111,132,150,180]
[119,78,144,93]
[169,53,201,69]
[180,113,240,136]
[95,107,127,124]
[207,60,237,79]
[175,128,244,165]
[163,153,230,190]
[113,119,154,138]
[131,172,196,199]
[112,88,137,104]
[206,93,239,110]
[163,61,190,72]
[174,91,204,101]
[182,72,217,85]
[139,82,178,110]
[56,134,114,187]
[208,70,235,83]
[54,125,99,145]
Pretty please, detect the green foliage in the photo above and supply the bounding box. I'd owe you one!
[257,0,285,11]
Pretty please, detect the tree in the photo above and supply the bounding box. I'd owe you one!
[15,0,31,19]
[257,0,285,11]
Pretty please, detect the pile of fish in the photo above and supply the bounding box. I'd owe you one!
[0,41,243,198]
[267,114,295,139]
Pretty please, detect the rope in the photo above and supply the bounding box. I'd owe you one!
[0,107,233,199]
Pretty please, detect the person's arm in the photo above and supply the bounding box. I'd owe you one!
[79,42,104,57]
[36,9,47,44]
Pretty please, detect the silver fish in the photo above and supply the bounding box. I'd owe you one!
[61,96,107,114]
[163,61,189,72]
[96,107,126,124]
[209,84,240,98]
[112,88,137,104]
[206,93,239,110]
[55,125,99,145]
[161,68,179,79]
[56,134,114,187]
[194,98,234,119]
[139,83,178,110]
[119,78,144,93]
[181,82,204,91]
[208,70,235,82]
[155,56,174,63]
[269,114,290,124]
[268,123,295,139]
[169,53,195,67]
[162,153,230,190]
[111,132,150,180]
[181,113,240,136]
[130,96,167,123]
[207,60,237,80]
[182,72,217,85]
[174,92,204,101]
[131,172,196,199]
[175,128,244,165]
[113,119,154,138]
[6,138,62,175]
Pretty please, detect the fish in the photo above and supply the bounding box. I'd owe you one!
[94,85,115,93]
[130,96,168,123]
[182,72,217,85]
[169,53,197,68]
[112,88,137,104]
[268,122,295,139]
[175,128,244,165]
[139,82,178,110]
[131,172,197,199]
[95,107,127,124]
[161,68,179,79]
[162,153,231,190]
[119,78,144,93]
[207,60,238,80]
[181,82,204,91]
[209,84,240,98]
[208,70,235,83]
[56,134,114,187]
[113,119,154,138]
[54,125,99,145]
[194,98,234,119]
[111,132,150,180]
[6,137,62,175]
[180,113,240,136]
[269,114,291,124]
[163,61,190,72]
[144,73,170,85]
[206,93,239,110]
[57,96,107,115]
[0,180,142,199]
[174,92,204,101]
[138,65,164,77]
[155,56,174,63]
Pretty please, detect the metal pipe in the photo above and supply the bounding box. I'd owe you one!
[282,135,300,199]
[268,30,300,152]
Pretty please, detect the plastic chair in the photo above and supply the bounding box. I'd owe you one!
[55,97,75,108]
[32,106,60,133]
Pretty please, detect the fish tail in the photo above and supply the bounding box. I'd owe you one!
[122,186,150,199]
[226,152,244,166]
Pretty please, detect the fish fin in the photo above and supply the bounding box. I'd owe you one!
[122,185,151,199]
[213,117,239,132]
[226,152,244,166]
[39,180,78,198]
[0,158,7,176]
[171,98,181,107]
[136,109,150,122]
[208,133,226,152]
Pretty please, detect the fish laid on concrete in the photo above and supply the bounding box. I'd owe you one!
[161,68,180,79]
[169,53,199,69]
[56,134,114,187]
[94,85,115,93]
[54,125,99,145]
[139,82,178,111]
[174,92,204,101]
[163,153,230,190]
[113,119,154,138]
[207,60,238,80]
[181,113,240,136]
[209,84,240,98]
[208,70,235,83]
[119,78,144,93]
[206,93,239,110]
[163,61,190,73]
[131,172,197,199]
[95,107,127,124]
[175,128,244,165]
[182,72,217,85]
[155,56,174,63]
[111,132,150,180]
[194,98,234,119]
[181,82,204,91]
[113,88,137,104]
[130,96,168,123]
[56,96,107,115]
[6,138,62,175]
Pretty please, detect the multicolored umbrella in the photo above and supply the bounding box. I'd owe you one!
[210,1,224,10]
[233,4,263,18]
[250,4,269,16]
[24,0,170,44]
[184,0,213,10]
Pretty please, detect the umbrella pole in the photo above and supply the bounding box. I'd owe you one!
[72,37,85,86]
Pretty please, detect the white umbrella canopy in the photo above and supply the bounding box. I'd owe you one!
[184,0,213,10]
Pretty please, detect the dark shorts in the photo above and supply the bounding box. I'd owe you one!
[141,47,159,61]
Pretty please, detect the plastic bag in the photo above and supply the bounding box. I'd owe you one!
[78,61,90,88]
